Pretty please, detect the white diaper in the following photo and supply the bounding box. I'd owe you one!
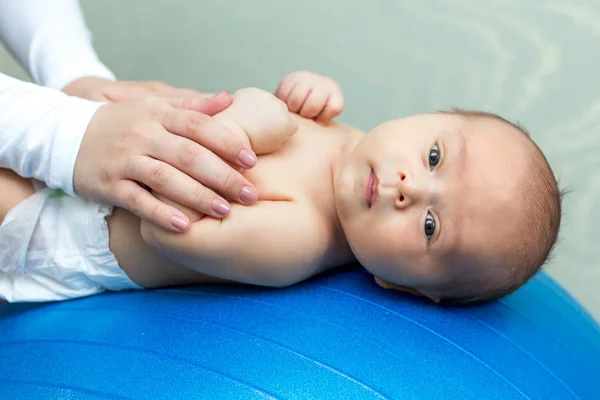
[0,182,142,302]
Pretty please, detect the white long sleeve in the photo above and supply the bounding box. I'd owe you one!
[0,0,115,89]
[0,73,103,195]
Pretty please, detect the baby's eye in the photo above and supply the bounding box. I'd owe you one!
[428,144,441,170]
[424,212,436,241]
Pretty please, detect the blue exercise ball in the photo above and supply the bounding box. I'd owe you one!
[1,266,599,399]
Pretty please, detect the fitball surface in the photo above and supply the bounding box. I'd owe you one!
[1,267,599,399]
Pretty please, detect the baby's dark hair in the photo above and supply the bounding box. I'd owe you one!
[436,109,564,305]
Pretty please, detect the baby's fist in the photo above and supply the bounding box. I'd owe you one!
[275,71,344,123]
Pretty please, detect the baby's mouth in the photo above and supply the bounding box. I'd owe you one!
[366,169,378,209]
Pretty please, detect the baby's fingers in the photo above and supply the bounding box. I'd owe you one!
[316,91,344,123]
[275,77,296,103]
[299,89,329,119]
[287,85,312,113]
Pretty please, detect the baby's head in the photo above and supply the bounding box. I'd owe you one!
[334,109,562,304]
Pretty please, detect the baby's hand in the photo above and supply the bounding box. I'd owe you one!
[216,88,298,155]
[275,71,344,124]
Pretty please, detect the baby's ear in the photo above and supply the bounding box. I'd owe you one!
[374,277,442,303]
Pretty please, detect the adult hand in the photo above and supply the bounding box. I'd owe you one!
[62,76,206,102]
[73,91,259,233]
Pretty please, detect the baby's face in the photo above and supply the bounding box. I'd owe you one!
[334,113,532,299]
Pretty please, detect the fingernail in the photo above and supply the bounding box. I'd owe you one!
[212,198,231,216]
[240,186,258,203]
[238,148,257,168]
[170,215,189,232]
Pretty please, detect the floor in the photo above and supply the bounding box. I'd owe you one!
[1,0,598,321]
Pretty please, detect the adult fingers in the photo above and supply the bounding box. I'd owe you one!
[113,179,192,232]
[128,156,237,218]
[161,106,257,169]
[166,91,232,116]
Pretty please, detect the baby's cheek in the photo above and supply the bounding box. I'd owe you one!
[369,223,439,283]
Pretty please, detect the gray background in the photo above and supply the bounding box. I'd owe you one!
[1,0,598,320]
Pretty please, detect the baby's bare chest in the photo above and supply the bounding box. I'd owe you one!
[242,122,339,204]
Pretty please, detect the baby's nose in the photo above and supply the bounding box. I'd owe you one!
[395,173,425,209]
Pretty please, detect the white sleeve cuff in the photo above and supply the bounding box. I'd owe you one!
[51,97,104,196]
[0,74,104,196]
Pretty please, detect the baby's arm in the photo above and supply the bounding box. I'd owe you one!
[140,201,329,288]
[106,207,229,289]
[135,79,340,287]
[275,71,344,123]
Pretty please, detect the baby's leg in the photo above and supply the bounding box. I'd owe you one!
[0,170,34,304]
[0,169,35,225]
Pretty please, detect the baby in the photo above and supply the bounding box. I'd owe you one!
[0,71,562,304]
